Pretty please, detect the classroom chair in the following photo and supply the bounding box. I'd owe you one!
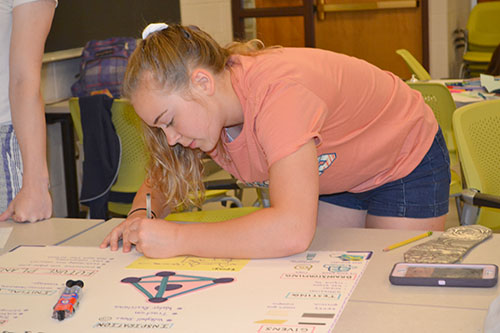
[396,49,431,81]
[408,82,462,216]
[68,97,242,218]
[460,2,500,78]
[452,100,500,231]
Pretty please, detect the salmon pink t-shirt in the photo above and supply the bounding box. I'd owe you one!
[209,48,438,194]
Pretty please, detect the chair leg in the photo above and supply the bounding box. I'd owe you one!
[460,203,480,225]
[459,62,467,79]
[454,196,462,222]
[204,195,243,208]
[221,196,243,208]
[255,188,270,208]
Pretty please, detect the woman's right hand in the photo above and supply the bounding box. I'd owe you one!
[100,212,182,258]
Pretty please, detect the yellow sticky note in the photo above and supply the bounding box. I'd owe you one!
[254,319,287,324]
[127,256,249,272]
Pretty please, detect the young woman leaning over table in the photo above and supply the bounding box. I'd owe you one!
[100,23,451,259]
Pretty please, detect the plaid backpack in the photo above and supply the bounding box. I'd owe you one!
[71,37,137,99]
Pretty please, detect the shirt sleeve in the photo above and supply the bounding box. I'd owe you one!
[13,0,57,8]
[254,80,329,167]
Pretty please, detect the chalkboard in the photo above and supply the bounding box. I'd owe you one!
[45,0,181,53]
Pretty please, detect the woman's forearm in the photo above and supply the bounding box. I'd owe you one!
[9,86,49,188]
[9,1,55,189]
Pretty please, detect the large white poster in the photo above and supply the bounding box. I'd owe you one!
[0,246,371,332]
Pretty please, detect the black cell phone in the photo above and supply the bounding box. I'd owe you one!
[389,262,498,287]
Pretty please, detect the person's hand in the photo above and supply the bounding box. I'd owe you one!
[100,214,180,258]
[0,185,52,223]
[100,211,147,252]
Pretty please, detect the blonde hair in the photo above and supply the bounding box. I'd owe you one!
[123,24,266,210]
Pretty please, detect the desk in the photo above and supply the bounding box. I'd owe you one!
[61,219,498,332]
[0,218,104,255]
[310,227,497,332]
[431,78,500,107]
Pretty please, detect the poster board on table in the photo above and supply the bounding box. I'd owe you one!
[0,246,371,332]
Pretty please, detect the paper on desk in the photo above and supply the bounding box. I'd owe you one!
[0,246,372,332]
[452,91,498,104]
[481,74,500,93]
[128,255,249,271]
[0,226,12,249]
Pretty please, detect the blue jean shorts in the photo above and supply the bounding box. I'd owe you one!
[319,128,450,218]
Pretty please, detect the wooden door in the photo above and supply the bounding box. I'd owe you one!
[235,0,427,80]
[315,0,425,79]
[253,0,308,47]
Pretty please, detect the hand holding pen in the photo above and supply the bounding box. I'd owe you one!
[100,189,184,257]
[100,192,159,253]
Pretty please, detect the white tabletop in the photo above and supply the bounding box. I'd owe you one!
[309,227,498,332]
[45,100,71,114]
[61,218,499,332]
[429,78,500,106]
[0,218,104,255]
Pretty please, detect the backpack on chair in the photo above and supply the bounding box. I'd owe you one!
[71,37,137,99]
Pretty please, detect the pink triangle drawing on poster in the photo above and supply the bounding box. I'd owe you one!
[121,271,234,303]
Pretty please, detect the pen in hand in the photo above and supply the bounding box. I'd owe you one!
[146,193,152,219]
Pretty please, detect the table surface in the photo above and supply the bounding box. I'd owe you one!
[430,78,500,106]
[61,218,499,332]
[310,227,497,332]
[0,218,104,255]
[45,100,72,114]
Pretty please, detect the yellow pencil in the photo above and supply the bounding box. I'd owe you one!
[382,231,433,252]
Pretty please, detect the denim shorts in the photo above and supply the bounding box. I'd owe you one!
[319,128,450,218]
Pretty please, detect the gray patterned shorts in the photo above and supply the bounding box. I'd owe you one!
[0,124,23,213]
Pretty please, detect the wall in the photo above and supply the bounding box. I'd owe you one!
[41,0,233,103]
[45,0,180,53]
[428,0,472,79]
[448,0,473,78]
[185,0,472,80]
[180,0,233,46]
[43,0,482,104]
